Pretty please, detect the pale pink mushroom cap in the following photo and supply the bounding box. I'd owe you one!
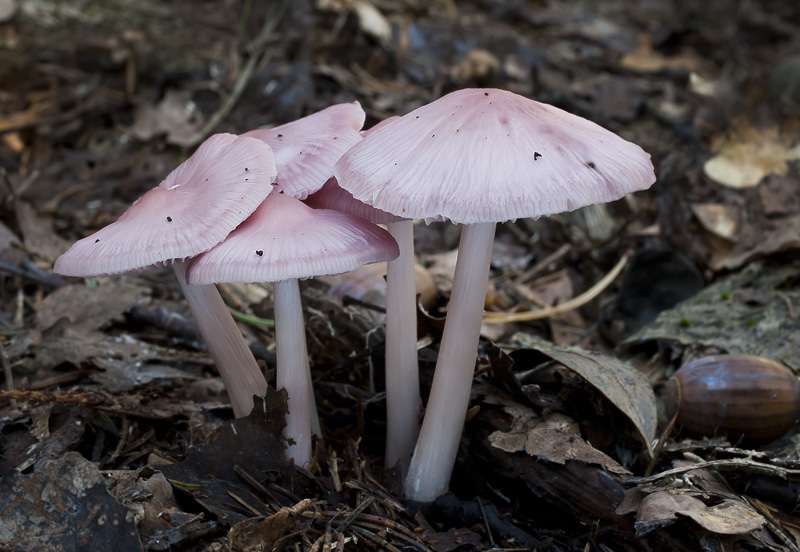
[333,88,656,224]
[243,102,366,199]
[185,194,400,284]
[305,177,404,224]
[54,133,277,276]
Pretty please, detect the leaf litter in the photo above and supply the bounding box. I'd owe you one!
[1,0,800,550]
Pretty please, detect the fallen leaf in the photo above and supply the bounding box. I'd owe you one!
[0,452,143,551]
[759,173,800,216]
[36,280,148,333]
[527,346,657,456]
[691,203,741,242]
[227,499,313,552]
[635,492,764,536]
[703,119,800,189]
[131,90,204,146]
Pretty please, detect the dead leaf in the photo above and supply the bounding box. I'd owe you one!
[157,389,291,526]
[15,200,72,263]
[620,35,704,74]
[353,0,391,44]
[528,346,657,456]
[107,469,177,533]
[525,427,631,475]
[131,90,204,146]
[0,452,143,551]
[704,119,800,189]
[92,359,197,392]
[36,280,148,334]
[635,492,764,536]
[691,203,741,242]
[759,173,800,216]
[227,499,313,552]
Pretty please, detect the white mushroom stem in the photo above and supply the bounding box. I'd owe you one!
[384,219,422,472]
[173,261,267,418]
[404,222,496,502]
[274,278,313,467]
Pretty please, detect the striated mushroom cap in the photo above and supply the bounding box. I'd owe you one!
[186,193,400,284]
[244,102,366,199]
[334,88,656,224]
[54,133,277,276]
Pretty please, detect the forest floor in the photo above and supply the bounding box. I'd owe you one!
[1,0,800,550]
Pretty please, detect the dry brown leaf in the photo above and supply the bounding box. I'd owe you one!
[636,492,765,536]
[704,119,800,189]
[227,499,313,552]
[531,347,657,456]
[36,280,149,334]
[690,203,741,242]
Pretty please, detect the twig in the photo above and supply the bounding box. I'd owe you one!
[0,388,104,408]
[482,251,630,324]
[628,458,800,485]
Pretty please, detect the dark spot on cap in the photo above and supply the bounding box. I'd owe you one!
[432,134,435,138]
[244,167,249,172]
[277,134,283,138]
[256,250,263,257]
[415,116,419,119]
[205,178,209,181]
[245,178,249,181]
[587,162,596,169]
[166,216,172,222]
[95,239,100,243]
[333,136,337,139]
[484,92,489,96]
[279,190,284,194]
[534,152,542,160]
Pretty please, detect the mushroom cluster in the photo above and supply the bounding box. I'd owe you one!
[54,88,656,501]
[333,88,656,501]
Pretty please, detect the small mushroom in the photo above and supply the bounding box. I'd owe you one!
[54,133,278,418]
[186,194,399,466]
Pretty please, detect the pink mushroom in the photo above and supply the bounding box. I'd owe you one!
[186,194,399,466]
[243,101,366,439]
[334,88,656,501]
[307,115,423,472]
[307,174,422,473]
[54,133,277,418]
[243,101,365,199]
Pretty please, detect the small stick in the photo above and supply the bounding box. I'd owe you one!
[0,340,16,409]
[482,251,630,324]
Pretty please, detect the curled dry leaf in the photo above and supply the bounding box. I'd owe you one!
[530,347,657,456]
[634,492,765,537]
[484,387,631,475]
[227,499,313,552]
[690,203,741,242]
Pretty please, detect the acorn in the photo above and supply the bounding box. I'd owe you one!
[664,354,800,443]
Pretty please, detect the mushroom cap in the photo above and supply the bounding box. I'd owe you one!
[305,177,405,224]
[54,133,277,277]
[185,193,400,284]
[333,88,656,224]
[243,102,366,199]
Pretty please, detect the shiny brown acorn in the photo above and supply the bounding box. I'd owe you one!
[663,354,800,443]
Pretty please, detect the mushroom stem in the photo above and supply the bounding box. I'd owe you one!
[384,219,422,472]
[173,261,267,418]
[404,222,496,502]
[274,278,313,467]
